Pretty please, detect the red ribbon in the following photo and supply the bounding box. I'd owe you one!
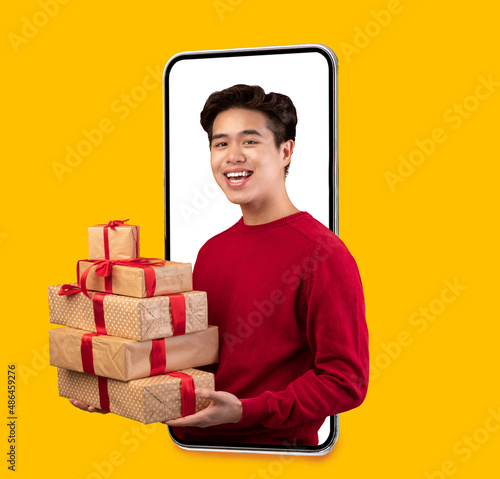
[167,294,186,336]
[101,219,139,260]
[80,332,168,378]
[93,370,193,417]
[59,286,186,335]
[166,372,196,417]
[58,285,109,334]
[77,257,167,298]
[81,332,102,375]
[106,219,129,230]
[81,334,110,412]
[103,227,111,260]
[150,339,167,376]
[92,293,109,334]
[80,329,164,379]
[95,373,193,417]
[58,284,82,295]
[97,376,111,412]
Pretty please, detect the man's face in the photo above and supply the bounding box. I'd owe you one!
[210,108,293,209]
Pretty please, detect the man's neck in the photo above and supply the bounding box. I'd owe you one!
[240,200,300,226]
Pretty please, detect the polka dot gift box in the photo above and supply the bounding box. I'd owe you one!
[57,367,215,423]
[48,220,218,425]
[48,286,207,341]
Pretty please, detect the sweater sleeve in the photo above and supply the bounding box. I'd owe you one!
[238,234,369,429]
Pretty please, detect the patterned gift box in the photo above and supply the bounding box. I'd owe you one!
[57,367,214,424]
[48,285,207,341]
[49,325,219,381]
[77,258,192,298]
[88,221,140,261]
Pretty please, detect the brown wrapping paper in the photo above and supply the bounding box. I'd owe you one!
[88,224,140,261]
[78,259,192,298]
[57,367,214,424]
[48,285,207,341]
[49,325,219,381]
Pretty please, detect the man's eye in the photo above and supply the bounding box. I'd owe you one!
[244,140,257,145]
[213,142,227,148]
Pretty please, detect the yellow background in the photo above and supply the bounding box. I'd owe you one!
[2,0,499,477]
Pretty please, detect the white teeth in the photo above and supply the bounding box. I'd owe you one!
[226,171,252,178]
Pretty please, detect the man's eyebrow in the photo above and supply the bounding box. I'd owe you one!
[241,129,263,137]
[210,130,263,144]
[211,133,228,141]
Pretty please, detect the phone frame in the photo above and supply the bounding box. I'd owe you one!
[163,44,339,455]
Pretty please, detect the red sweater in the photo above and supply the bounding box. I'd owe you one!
[172,211,369,446]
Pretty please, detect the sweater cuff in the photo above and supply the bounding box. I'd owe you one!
[238,397,270,428]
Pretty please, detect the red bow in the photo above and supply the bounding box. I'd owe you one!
[78,257,167,298]
[106,219,129,230]
[98,219,139,260]
[92,258,166,278]
[58,284,82,295]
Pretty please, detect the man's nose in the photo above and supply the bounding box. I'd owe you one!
[226,143,246,163]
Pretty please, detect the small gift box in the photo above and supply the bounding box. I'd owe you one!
[88,219,140,261]
[77,258,192,298]
[57,368,214,424]
[48,285,207,341]
[49,325,219,381]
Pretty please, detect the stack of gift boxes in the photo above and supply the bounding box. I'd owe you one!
[47,220,217,424]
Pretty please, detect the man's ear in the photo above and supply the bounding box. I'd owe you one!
[281,140,294,168]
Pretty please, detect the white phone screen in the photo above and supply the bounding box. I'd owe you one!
[164,45,338,455]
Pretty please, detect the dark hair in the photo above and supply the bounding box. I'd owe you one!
[200,84,297,177]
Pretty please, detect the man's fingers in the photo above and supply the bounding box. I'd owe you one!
[69,398,107,414]
[165,390,241,427]
[164,417,193,427]
[164,402,217,427]
[69,398,88,410]
[195,388,223,403]
[164,411,209,427]
[88,406,108,414]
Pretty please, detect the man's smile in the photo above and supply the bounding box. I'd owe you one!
[224,170,253,186]
[224,168,254,185]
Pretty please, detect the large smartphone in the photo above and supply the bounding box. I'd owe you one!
[163,44,338,455]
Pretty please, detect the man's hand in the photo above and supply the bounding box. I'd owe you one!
[164,388,242,427]
[68,398,108,414]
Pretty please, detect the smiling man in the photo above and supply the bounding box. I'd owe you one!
[166,84,370,446]
[209,107,298,224]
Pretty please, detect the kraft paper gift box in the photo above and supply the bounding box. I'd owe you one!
[88,221,140,261]
[57,367,214,424]
[49,325,219,381]
[48,285,207,341]
[77,258,192,298]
